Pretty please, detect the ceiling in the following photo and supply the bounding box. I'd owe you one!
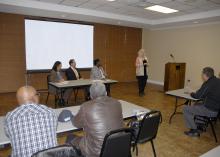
[0,0,220,29]
[38,0,220,19]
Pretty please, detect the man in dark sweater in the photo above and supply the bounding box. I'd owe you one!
[183,67,220,137]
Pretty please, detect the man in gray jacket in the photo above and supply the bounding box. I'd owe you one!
[70,82,123,157]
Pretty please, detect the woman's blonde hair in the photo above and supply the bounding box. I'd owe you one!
[138,49,146,57]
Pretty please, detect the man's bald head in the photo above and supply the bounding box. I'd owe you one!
[16,86,39,105]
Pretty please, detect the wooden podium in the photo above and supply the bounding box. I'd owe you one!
[164,63,186,92]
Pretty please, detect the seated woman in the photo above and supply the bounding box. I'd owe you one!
[49,61,72,105]
[50,61,64,83]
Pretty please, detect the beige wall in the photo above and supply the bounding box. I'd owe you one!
[142,23,220,89]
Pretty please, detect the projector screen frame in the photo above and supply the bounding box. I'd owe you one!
[26,68,91,74]
[24,16,94,74]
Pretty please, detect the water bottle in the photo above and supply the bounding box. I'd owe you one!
[184,79,191,94]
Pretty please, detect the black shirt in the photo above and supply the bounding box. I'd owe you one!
[191,76,220,112]
[143,59,147,76]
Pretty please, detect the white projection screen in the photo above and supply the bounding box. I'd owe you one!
[25,19,94,71]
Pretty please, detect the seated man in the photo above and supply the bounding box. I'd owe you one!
[4,86,57,157]
[91,59,110,95]
[90,59,107,80]
[66,59,81,80]
[66,59,90,100]
[183,67,220,137]
[69,82,123,157]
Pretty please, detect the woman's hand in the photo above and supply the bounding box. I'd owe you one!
[59,79,65,82]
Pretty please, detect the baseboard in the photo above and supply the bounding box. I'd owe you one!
[148,79,164,86]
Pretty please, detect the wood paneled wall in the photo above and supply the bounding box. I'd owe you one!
[0,13,142,93]
[0,13,26,93]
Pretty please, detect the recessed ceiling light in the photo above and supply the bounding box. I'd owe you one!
[145,5,178,14]
[106,0,116,2]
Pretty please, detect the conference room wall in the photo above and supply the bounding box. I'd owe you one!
[0,12,142,92]
[142,23,220,89]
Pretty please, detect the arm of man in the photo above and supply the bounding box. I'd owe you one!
[72,106,85,128]
[191,83,209,99]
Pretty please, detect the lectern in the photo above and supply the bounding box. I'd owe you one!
[164,63,186,92]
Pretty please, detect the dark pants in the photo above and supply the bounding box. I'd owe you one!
[136,75,148,94]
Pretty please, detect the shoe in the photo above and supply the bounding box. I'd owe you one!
[139,93,144,97]
[184,129,200,137]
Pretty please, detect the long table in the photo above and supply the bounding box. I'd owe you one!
[49,79,118,89]
[166,89,199,124]
[0,100,149,146]
[49,79,118,106]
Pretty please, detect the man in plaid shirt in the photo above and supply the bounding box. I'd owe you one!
[4,86,58,157]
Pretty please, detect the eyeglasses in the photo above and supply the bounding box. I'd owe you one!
[35,92,40,97]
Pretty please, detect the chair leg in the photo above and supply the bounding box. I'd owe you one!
[46,93,49,104]
[132,144,138,156]
[209,121,218,143]
[55,95,58,108]
[74,89,78,103]
[135,145,138,156]
[151,140,157,157]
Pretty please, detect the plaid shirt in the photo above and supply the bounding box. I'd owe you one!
[4,104,58,157]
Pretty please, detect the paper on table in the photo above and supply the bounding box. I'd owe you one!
[92,80,104,83]
[57,81,69,85]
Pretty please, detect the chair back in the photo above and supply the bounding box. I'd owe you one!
[136,110,161,143]
[100,128,132,157]
[32,145,80,157]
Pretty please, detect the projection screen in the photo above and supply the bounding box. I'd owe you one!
[25,19,94,71]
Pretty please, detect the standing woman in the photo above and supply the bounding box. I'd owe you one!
[136,49,149,96]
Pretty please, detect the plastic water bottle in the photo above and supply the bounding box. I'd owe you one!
[184,79,191,94]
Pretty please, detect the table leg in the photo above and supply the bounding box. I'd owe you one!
[169,97,178,124]
[169,97,190,124]
[106,84,111,96]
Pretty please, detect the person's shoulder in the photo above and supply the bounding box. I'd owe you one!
[50,70,56,74]
[92,66,98,70]
[66,67,71,71]
[101,96,121,104]
[81,100,93,108]
[37,104,56,115]
[5,105,22,120]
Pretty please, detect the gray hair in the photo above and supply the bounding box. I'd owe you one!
[90,82,107,99]
[202,67,214,78]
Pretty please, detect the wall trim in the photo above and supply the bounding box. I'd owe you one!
[148,79,164,86]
